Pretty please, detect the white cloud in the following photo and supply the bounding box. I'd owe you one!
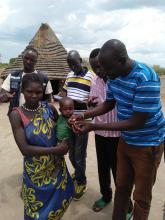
[0,1,11,24]
[88,0,165,11]
[67,13,77,21]
[48,4,55,9]
[0,39,25,62]
[0,0,165,67]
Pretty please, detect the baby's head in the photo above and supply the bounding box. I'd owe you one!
[59,97,74,118]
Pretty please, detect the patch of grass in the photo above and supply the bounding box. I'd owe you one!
[0,63,9,69]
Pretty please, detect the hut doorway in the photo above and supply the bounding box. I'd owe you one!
[50,80,59,95]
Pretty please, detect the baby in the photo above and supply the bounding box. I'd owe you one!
[56,97,74,142]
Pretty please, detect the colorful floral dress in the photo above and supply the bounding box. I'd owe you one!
[15,102,74,220]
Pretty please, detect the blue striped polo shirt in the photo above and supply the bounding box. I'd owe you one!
[106,61,165,147]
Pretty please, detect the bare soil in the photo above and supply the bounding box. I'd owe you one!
[0,78,165,220]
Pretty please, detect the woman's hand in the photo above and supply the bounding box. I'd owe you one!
[55,139,69,155]
[72,121,94,134]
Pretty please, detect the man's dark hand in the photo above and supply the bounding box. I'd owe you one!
[87,96,98,107]
[68,114,84,125]
[0,92,15,103]
[72,121,94,134]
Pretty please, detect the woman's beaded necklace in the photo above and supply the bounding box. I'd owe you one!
[21,103,41,112]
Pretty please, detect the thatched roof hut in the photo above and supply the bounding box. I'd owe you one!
[1,23,69,80]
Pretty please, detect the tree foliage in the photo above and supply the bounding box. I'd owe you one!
[82,58,91,70]
[83,58,165,76]
[153,65,165,76]
[0,63,8,69]
[0,59,165,76]
[9,57,16,64]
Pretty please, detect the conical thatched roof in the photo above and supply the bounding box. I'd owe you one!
[1,23,69,80]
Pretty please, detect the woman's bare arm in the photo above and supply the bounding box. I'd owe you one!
[49,103,59,121]
[9,110,68,156]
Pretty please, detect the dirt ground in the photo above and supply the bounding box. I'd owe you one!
[0,78,165,220]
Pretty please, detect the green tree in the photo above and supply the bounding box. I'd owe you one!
[153,65,165,76]
[9,57,16,64]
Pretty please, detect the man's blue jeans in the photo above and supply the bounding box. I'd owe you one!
[69,133,88,185]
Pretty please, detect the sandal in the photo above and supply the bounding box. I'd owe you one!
[92,198,109,212]
[126,211,133,220]
[127,200,133,220]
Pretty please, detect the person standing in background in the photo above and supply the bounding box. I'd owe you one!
[0,47,53,114]
[89,48,120,211]
[61,50,94,200]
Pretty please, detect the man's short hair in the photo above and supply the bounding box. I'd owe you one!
[89,48,100,59]
[23,47,39,57]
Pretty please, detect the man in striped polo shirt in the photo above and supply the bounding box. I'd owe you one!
[89,48,133,220]
[71,40,165,220]
[62,50,94,200]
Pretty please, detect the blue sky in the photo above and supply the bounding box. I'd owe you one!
[0,0,165,67]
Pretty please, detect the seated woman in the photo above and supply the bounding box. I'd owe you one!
[9,73,74,220]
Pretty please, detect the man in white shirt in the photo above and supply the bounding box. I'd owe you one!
[0,47,52,113]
